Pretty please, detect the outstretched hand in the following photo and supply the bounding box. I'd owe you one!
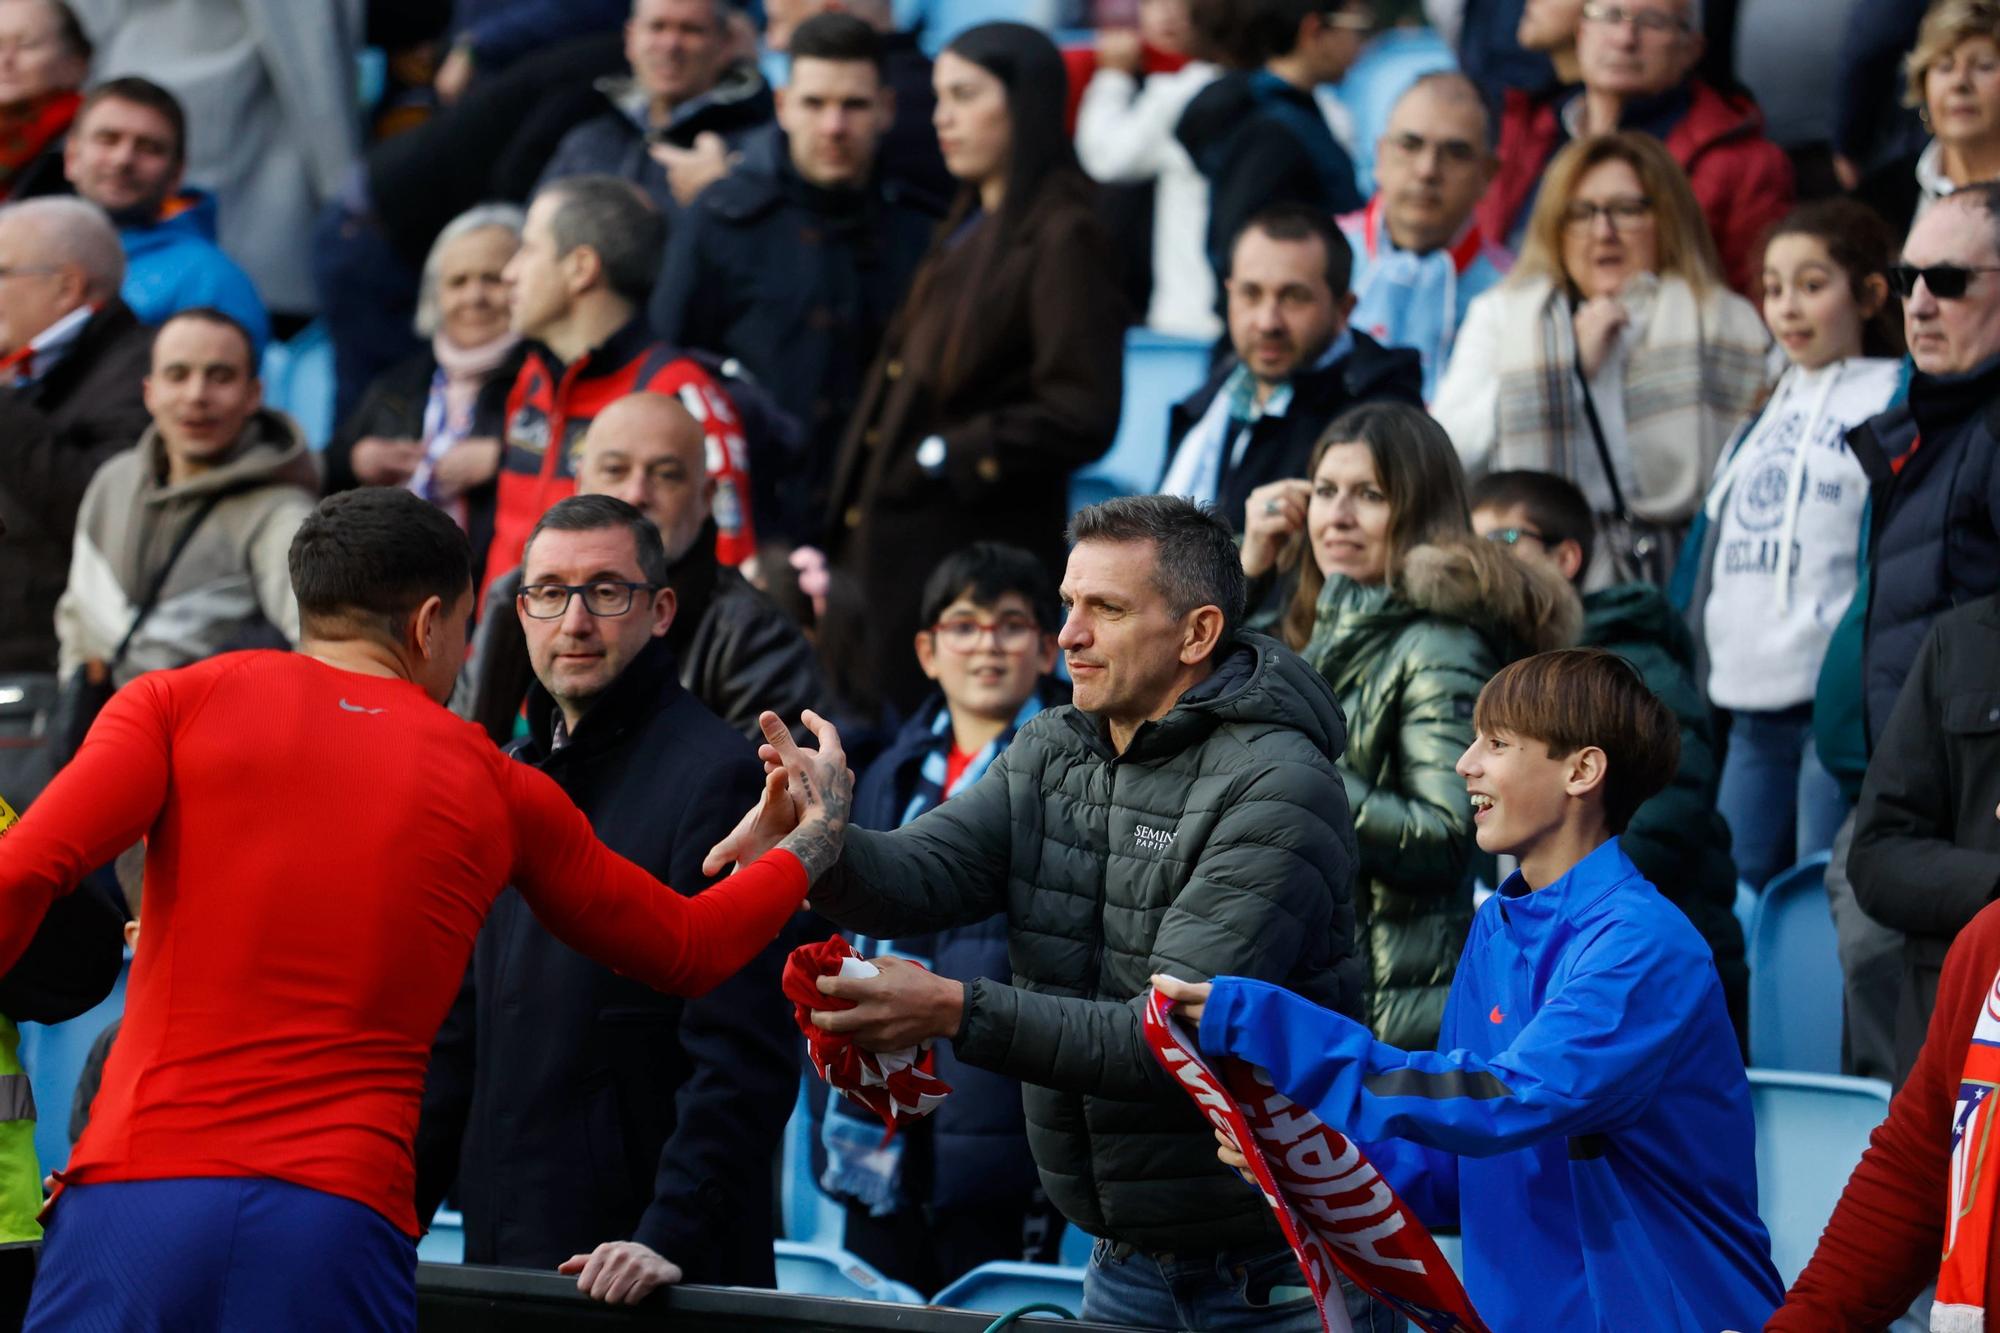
[1151,973,1212,1026]
[702,710,853,880]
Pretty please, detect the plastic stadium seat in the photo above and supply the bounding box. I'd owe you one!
[781,1078,845,1248]
[774,1241,924,1304]
[1059,1223,1092,1268]
[932,1261,1083,1315]
[21,958,128,1174]
[258,321,337,452]
[1734,879,1759,949]
[1070,330,1212,515]
[1747,852,1839,1074]
[1747,1069,1890,1286]
[899,0,1060,54]
[419,1208,466,1264]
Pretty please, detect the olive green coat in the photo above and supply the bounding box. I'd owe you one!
[1302,542,1579,1048]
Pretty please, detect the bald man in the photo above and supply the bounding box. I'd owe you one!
[457,391,823,745]
[1338,72,1511,398]
[0,196,155,802]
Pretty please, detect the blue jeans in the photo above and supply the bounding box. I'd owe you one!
[1717,704,1851,890]
[1082,1238,1405,1331]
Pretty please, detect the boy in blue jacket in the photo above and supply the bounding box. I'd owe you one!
[1156,648,1783,1333]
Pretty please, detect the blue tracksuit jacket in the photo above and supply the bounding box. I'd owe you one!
[1199,838,1782,1332]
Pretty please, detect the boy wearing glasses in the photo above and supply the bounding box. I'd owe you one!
[1470,469,1746,1046]
[1155,649,1783,1333]
[815,541,1067,1292]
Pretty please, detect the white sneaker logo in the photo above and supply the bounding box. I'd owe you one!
[1135,825,1176,854]
[338,698,386,716]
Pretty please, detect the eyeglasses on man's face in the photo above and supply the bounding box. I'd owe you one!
[1384,131,1483,168]
[518,581,656,619]
[1887,263,2000,300]
[1580,2,1688,37]
[1562,196,1655,232]
[929,616,1043,653]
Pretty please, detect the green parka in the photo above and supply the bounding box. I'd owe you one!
[1301,541,1579,1049]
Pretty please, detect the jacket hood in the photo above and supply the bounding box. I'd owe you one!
[123,189,220,253]
[1109,631,1348,768]
[1582,582,1695,670]
[1396,540,1582,656]
[135,406,317,502]
[1175,69,1258,160]
[598,60,774,138]
[1675,81,1771,163]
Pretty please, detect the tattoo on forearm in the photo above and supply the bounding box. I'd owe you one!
[780,759,853,880]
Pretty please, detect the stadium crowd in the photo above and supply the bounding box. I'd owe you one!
[0,0,1995,1328]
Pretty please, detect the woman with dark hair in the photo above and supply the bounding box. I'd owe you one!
[825,21,1126,717]
[1263,402,1578,1050]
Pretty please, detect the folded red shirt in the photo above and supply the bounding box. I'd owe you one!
[783,934,952,1139]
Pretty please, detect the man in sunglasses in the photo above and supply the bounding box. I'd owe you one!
[1833,183,2000,1082]
[415,492,799,1304]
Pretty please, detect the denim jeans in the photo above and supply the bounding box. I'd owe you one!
[1082,1238,1406,1331]
[1717,704,1851,890]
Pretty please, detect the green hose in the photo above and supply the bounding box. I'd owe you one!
[979,1301,1077,1331]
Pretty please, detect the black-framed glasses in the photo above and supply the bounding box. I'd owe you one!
[1562,197,1654,232]
[1580,2,1688,36]
[1886,263,2000,299]
[1483,527,1549,548]
[929,616,1043,653]
[1384,131,1483,168]
[518,581,656,619]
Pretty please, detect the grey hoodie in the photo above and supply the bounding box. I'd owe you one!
[57,407,317,685]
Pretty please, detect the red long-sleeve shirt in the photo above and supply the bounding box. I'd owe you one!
[1766,900,2000,1327]
[0,651,805,1236]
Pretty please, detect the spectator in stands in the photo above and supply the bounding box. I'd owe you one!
[1472,468,1748,1046]
[1164,205,1423,543]
[1340,71,1509,399]
[714,494,1387,1331]
[434,0,628,103]
[0,196,151,786]
[1435,132,1770,584]
[1073,0,1228,339]
[460,390,821,745]
[85,0,361,319]
[820,542,1067,1293]
[1159,647,1783,1333]
[1858,0,2000,237]
[1259,405,1576,1049]
[417,493,792,1299]
[1060,0,1194,135]
[1177,0,1372,289]
[322,204,524,523]
[474,175,753,598]
[55,309,315,689]
[1476,0,1794,296]
[538,0,775,219]
[0,0,87,205]
[1456,0,1561,116]
[60,77,267,351]
[1831,0,1930,194]
[1690,200,1904,891]
[652,13,938,546]
[826,22,1123,718]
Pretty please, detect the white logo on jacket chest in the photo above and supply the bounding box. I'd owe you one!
[1134,825,1177,854]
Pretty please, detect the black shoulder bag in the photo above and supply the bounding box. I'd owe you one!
[1572,364,1669,586]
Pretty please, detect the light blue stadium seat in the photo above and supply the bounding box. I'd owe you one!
[418,1207,466,1264]
[781,1077,844,1248]
[22,956,128,1175]
[1734,878,1759,950]
[1747,1069,1890,1287]
[1747,852,1839,1074]
[1059,1223,1092,1268]
[259,320,337,452]
[1070,330,1211,515]
[933,1260,1083,1315]
[898,0,1060,54]
[774,1240,924,1304]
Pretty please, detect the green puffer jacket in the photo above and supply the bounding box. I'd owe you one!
[809,634,1361,1253]
[1301,542,1579,1049]
[1583,583,1747,1044]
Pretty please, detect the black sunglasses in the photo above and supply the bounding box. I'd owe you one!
[1887,263,2000,299]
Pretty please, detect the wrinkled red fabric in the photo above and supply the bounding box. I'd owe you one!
[783,934,952,1138]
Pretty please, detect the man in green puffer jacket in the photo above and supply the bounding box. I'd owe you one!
[1473,473,1748,1048]
[710,497,1381,1330]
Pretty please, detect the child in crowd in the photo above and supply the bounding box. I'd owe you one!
[1691,198,1906,889]
[1156,649,1783,1333]
[1471,470,1747,1048]
[816,542,1068,1294]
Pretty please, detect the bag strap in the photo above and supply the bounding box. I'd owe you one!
[109,492,228,669]
[1571,361,1632,520]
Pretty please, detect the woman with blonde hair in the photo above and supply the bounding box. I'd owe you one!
[1859,0,2000,233]
[1251,401,1577,1048]
[1433,131,1772,585]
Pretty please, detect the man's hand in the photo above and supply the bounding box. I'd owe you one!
[814,955,966,1051]
[431,436,502,498]
[434,43,476,104]
[704,710,852,879]
[1096,28,1144,75]
[349,437,424,487]
[557,1241,682,1304]
[1151,973,1211,1026]
[1214,1124,1256,1187]
[651,132,735,207]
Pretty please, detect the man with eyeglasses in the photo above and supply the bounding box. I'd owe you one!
[1339,71,1508,399]
[416,491,801,1305]
[1476,0,1793,296]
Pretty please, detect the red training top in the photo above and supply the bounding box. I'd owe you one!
[1767,899,2000,1327]
[0,652,805,1237]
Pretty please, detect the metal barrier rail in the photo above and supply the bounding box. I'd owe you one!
[417,1263,1129,1332]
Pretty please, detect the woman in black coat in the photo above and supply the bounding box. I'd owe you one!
[825,22,1127,717]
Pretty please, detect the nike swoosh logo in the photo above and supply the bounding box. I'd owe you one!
[338,699,386,716]
[1489,1005,1505,1024]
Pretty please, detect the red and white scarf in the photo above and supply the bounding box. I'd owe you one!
[783,935,951,1136]
[1937,963,2000,1329]
[1143,988,1489,1333]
